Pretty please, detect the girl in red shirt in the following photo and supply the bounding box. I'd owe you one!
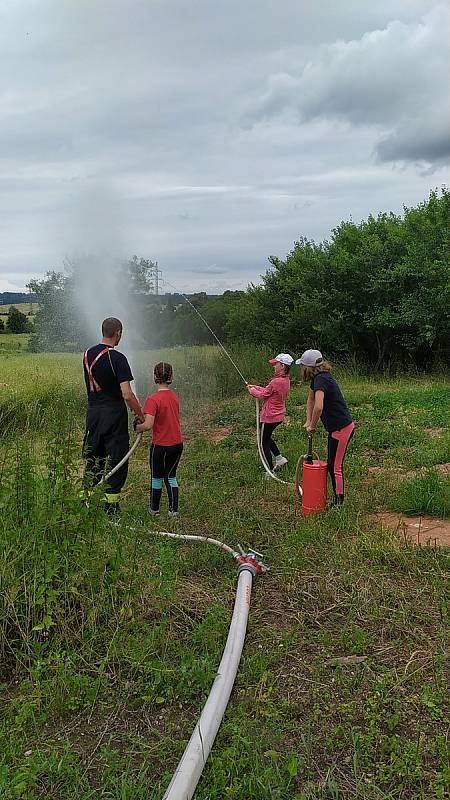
[136,362,183,516]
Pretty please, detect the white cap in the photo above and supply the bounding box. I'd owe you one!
[295,349,323,367]
[269,353,294,366]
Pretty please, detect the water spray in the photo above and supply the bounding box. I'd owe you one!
[161,278,249,386]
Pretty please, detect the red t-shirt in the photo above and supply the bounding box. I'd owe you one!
[143,389,183,446]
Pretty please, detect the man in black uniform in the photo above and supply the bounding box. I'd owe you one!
[83,317,144,514]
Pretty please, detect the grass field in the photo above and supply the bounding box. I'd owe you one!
[0,347,449,799]
[0,333,30,354]
[0,303,38,316]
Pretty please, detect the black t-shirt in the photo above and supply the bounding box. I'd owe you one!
[311,372,352,433]
[83,344,133,402]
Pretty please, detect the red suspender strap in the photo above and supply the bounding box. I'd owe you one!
[84,347,111,393]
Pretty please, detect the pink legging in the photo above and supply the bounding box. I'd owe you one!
[327,421,355,497]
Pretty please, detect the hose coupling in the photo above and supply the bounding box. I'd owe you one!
[235,549,268,577]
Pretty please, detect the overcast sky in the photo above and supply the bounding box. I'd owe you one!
[1,0,449,294]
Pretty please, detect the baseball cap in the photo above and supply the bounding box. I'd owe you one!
[268,353,294,366]
[295,349,323,367]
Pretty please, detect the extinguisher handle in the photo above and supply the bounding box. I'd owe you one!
[305,432,314,464]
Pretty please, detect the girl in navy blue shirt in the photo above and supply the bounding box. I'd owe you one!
[296,349,355,507]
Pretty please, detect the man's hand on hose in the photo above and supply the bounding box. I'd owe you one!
[133,414,145,431]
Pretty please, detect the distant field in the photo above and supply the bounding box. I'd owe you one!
[0,333,30,353]
[0,302,38,315]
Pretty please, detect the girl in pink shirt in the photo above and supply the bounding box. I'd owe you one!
[247,353,293,471]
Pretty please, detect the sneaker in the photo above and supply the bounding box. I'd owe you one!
[274,455,288,469]
[168,510,179,517]
[148,508,160,516]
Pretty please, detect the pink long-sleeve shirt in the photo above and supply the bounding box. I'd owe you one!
[249,376,290,423]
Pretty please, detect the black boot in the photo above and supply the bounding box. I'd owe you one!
[327,494,344,510]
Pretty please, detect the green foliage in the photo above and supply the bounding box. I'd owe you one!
[0,318,4,332]
[122,255,159,294]
[167,291,246,346]
[228,188,450,368]
[27,271,84,352]
[6,306,29,334]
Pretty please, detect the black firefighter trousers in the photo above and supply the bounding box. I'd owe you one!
[83,398,129,505]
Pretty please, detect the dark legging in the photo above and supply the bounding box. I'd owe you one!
[327,422,355,503]
[150,442,183,512]
[260,421,281,470]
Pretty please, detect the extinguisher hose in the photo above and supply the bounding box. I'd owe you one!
[255,399,302,495]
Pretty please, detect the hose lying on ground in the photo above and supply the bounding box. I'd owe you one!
[94,420,271,796]
[154,530,267,800]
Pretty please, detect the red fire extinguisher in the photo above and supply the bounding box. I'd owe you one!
[298,433,328,516]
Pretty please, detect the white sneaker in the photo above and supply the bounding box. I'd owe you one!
[274,456,288,469]
[168,510,179,517]
[148,508,160,516]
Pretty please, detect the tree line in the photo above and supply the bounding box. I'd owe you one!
[0,306,33,334]
[28,188,449,367]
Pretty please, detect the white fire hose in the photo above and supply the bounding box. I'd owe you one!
[94,421,287,796]
[159,535,266,799]
[255,399,303,495]
[101,432,143,483]
[121,527,267,799]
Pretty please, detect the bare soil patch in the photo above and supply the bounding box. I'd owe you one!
[436,462,450,476]
[206,425,232,443]
[379,512,450,548]
[426,427,445,438]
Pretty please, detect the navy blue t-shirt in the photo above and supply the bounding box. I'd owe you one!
[311,372,352,433]
[83,344,133,402]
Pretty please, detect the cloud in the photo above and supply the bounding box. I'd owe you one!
[193,265,227,275]
[243,4,450,165]
[0,1,449,292]
[375,112,450,165]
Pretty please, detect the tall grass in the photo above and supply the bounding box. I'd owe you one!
[392,470,450,518]
[0,345,270,436]
[0,333,30,353]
